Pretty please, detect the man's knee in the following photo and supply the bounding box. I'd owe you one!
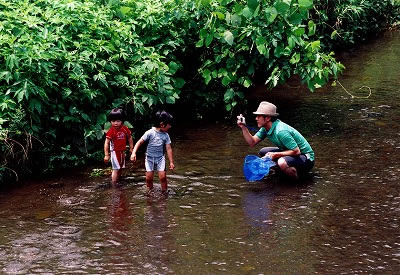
[277,157,288,170]
[259,147,279,157]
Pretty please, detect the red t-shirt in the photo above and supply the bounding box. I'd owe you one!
[106,125,131,152]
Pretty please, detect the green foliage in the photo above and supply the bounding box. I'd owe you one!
[90,168,110,177]
[314,0,400,49]
[0,0,190,182]
[0,0,398,183]
[196,0,345,111]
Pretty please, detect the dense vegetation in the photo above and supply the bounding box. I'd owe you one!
[1,0,399,184]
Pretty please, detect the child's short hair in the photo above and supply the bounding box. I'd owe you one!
[107,108,125,122]
[154,110,173,126]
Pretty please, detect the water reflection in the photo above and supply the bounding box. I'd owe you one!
[142,197,172,273]
[242,188,273,229]
[108,187,132,234]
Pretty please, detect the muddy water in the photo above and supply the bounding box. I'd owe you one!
[1,31,400,274]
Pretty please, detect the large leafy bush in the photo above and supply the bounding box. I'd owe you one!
[196,0,345,112]
[314,0,400,49]
[0,0,398,183]
[0,0,189,180]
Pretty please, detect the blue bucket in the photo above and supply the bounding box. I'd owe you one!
[243,155,276,181]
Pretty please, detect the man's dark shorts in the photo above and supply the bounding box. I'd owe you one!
[259,147,314,174]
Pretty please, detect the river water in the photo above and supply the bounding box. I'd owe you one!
[1,31,400,274]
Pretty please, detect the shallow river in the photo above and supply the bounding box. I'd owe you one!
[1,31,400,274]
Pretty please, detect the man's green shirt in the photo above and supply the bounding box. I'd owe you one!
[255,119,315,161]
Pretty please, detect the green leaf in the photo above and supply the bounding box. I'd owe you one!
[97,113,107,125]
[290,53,301,64]
[293,27,305,37]
[200,0,212,6]
[275,1,290,15]
[82,113,90,122]
[168,61,179,74]
[230,14,242,26]
[248,0,258,11]
[0,71,12,84]
[242,7,253,18]
[224,88,235,101]
[6,54,18,71]
[218,68,228,77]
[288,36,295,49]
[289,12,303,25]
[29,98,42,113]
[196,39,204,47]
[308,20,316,36]
[119,6,131,16]
[243,79,252,88]
[311,40,320,51]
[222,75,231,86]
[166,96,175,104]
[205,34,214,47]
[174,78,185,89]
[202,69,212,84]
[298,0,313,9]
[147,96,154,107]
[223,30,234,46]
[256,36,268,55]
[256,43,267,55]
[265,7,278,23]
[63,116,78,122]
[234,3,244,14]
[213,12,225,20]
[200,29,208,38]
[274,45,284,58]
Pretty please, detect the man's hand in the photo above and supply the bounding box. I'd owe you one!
[237,114,246,127]
[263,152,278,160]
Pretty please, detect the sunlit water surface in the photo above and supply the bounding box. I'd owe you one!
[1,32,400,274]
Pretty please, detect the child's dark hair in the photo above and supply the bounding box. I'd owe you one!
[107,108,125,122]
[154,110,173,126]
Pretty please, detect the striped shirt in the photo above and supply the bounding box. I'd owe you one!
[141,127,171,157]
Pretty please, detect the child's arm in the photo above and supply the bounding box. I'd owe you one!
[104,138,111,163]
[166,144,175,170]
[130,139,144,162]
[128,135,134,155]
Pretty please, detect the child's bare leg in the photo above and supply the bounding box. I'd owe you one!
[111,169,119,185]
[158,171,167,192]
[145,171,154,190]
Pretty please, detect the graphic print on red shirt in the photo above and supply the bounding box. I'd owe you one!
[106,126,131,152]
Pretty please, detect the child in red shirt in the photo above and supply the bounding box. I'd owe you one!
[104,108,134,185]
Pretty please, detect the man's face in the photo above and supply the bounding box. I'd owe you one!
[255,115,268,127]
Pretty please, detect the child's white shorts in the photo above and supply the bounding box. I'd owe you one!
[145,155,166,172]
[111,151,126,170]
